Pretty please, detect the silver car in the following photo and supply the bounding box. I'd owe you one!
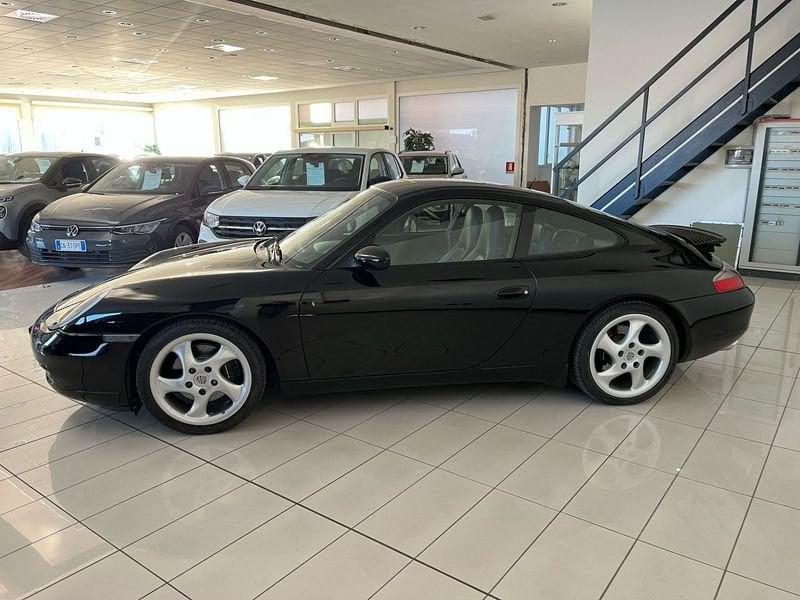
[400,150,466,179]
[0,152,118,256]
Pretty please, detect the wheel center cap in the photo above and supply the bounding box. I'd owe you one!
[194,374,208,385]
[625,351,636,362]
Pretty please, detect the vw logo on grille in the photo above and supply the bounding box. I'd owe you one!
[65,224,80,238]
[252,221,267,236]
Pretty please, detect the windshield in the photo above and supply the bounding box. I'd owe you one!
[90,162,197,195]
[0,155,54,184]
[247,152,364,192]
[402,155,447,175]
[279,188,396,268]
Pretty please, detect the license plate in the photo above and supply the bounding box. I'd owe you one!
[55,239,87,252]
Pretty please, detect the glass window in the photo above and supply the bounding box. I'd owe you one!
[533,104,584,166]
[383,153,402,179]
[0,106,21,154]
[334,102,355,123]
[358,130,394,149]
[90,162,197,195]
[0,154,54,183]
[196,164,225,195]
[248,152,364,192]
[299,132,333,148]
[90,157,117,177]
[374,201,522,266]
[368,155,389,186]
[298,102,332,127]
[222,161,251,188]
[332,131,356,147]
[402,155,448,175]
[34,106,155,158]
[219,105,291,154]
[523,207,623,256]
[358,98,388,125]
[60,159,90,183]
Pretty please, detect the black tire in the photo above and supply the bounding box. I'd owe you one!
[168,223,196,249]
[16,210,37,258]
[570,301,678,405]
[135,317,267,434]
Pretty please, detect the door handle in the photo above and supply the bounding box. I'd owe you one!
[496,286,530,300]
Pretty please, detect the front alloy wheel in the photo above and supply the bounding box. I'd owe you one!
[137,318,266,433]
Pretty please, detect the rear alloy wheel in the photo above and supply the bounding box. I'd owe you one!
[136,318,266,433]
[571,302,677,405]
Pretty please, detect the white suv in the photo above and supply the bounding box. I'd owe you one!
[200,147,405,242]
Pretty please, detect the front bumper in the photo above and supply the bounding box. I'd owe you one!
[31,309,137,409]
[676,287,755,361]
[27,227,161,267]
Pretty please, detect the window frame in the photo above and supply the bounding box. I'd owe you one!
[369,196,526,267]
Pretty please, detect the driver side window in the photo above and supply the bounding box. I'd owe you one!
[368,155,389,187]
[60,159,90,184]
[374,200,522,266]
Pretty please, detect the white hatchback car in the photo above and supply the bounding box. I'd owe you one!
[400,150,466,179]
[200,147,405,242]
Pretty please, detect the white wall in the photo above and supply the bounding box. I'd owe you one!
[579,0,800,225]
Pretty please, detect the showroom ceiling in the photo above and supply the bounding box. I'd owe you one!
[0,0,501,102]
[252,0,592,68]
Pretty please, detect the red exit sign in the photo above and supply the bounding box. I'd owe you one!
[505,161,515,173]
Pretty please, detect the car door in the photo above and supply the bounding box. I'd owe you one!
[299,195,534,379]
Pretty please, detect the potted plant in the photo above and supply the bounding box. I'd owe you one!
[403,128,434,151]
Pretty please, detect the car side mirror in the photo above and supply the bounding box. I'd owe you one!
[237,175,250,187]
[62,177,83,190]
[451,166,464,176]
[354,245,390,270]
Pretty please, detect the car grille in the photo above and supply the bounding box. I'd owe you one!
[30,247,151,265]
[213,215,313,239]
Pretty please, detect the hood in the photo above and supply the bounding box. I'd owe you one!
[39,192,179,226]
[208,189,355,219]
[0,182,40,197]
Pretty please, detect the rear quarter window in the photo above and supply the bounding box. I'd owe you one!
[521,207,625,257]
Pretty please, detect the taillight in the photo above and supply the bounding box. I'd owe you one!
[713,269,745,293]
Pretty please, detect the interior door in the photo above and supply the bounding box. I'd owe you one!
[299,198,534,379]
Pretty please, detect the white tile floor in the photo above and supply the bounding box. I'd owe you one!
[1,275,800,599]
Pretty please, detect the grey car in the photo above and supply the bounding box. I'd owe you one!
[400,150,466,179]
[0,152,119,255]
[27,156,253,268]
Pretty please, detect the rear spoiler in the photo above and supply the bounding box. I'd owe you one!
[650,225,726,260]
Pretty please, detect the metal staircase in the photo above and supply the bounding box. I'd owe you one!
[554,0,800,218]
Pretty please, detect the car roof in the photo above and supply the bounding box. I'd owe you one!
[271,147,391,156]
[2,151,112,159]
[399,151,452,156]
[374,178,564,202]
[124,155,246,165]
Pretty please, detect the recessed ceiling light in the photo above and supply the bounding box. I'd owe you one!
[205,43,244,53]
[195,18,209,23]
[101,9,116,15]
[246,75,278,81]
[392,50,400,54]
[207,56,217,60]
[376,67,385,71]
[0,1,15,6]
[117,21,133,27]
[327,36,340,41]
[255,30,269,36]
[548,38,558,43]
[477,14,497,21]
[326,58,334,63]
[156,48,168,53]
[331,65,358,71]
[5,9,58,23]
[132,31,147,36]
[211,38,224,43]
[411,25,426,30]
[64,34,79,39]
[182,66,191,70]
[121,57,158,65]
[552,1,568,6]
[21,46,35,51]
[263,47,275,52]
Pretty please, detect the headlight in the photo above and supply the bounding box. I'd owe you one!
[0,195,13,203]
[112,219,165,235]
[0,206,5,219]
[45,288,110,330]
[203,211,220,228]
[30,212,42,232]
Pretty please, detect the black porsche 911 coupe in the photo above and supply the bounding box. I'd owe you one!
[31,179,754,434]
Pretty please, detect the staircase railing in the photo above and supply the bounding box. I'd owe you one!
[553,0,797,207]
